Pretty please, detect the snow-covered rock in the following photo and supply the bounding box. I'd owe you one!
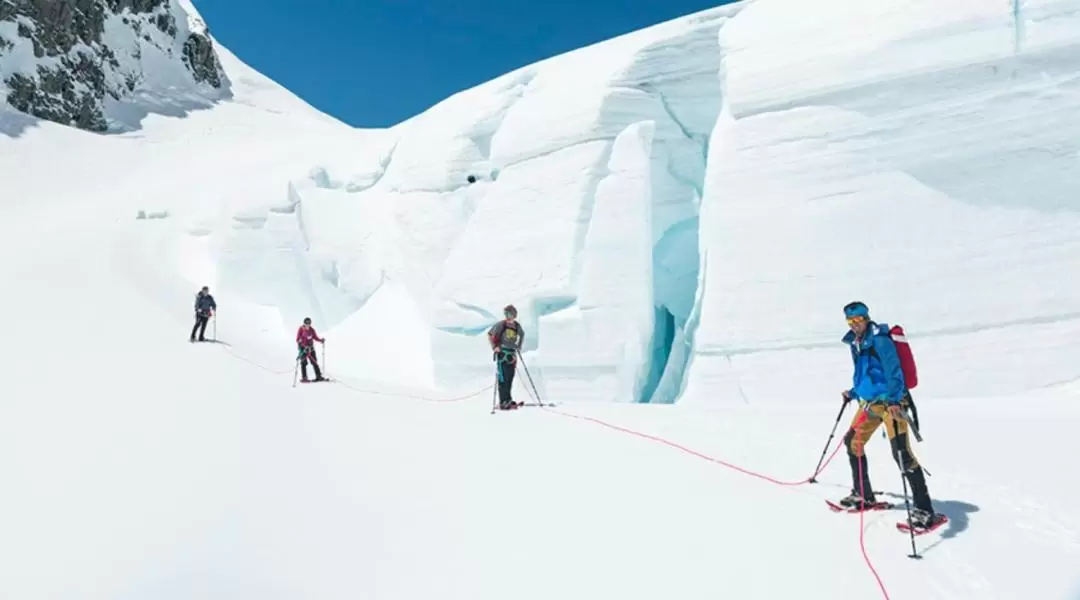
[0,0,227,132]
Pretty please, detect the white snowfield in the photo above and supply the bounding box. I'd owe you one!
[2,0,1080,599]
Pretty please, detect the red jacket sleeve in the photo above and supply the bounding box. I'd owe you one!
[296,327,303,343]
[312,327,323,342]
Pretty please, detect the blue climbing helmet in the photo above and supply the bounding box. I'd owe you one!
[843,301,870,320]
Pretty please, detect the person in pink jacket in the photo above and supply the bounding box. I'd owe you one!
[296,317,326,382]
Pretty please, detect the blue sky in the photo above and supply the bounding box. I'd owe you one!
[192,0,732,128]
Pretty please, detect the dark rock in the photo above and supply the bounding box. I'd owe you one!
[182,32,222,88]
[1,0,228,132]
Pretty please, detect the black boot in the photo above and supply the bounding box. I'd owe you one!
[846,453,876,504]
[905,465,934,514]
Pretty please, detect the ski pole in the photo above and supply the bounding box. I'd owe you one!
[517,353,544,406]
[292,357,300,388]
[321,342,327,378]
[212,311,217,342]
[890,413,921,559]
[809,397,850,483]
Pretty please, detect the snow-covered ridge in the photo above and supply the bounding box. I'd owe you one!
[0,0,228,132]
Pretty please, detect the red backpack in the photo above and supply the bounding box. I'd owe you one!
[887,324,919,390]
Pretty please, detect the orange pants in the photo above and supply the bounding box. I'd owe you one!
[843,398,933,511]
[844,401,920,471]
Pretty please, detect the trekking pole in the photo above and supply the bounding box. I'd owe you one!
[809,397,850,483]
[491,363,498,414]
[491,351,507,413]
[322,342,327,378]
[292,357,300,388]
[212,311,217,342]
[890,413,921,559]
[517,353,546,406]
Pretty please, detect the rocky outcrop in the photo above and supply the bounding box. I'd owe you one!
[0,0,227,132]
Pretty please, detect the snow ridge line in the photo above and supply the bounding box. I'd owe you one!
[540,406,893,600]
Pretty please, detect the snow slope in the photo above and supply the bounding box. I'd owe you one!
[3,1,1080,599]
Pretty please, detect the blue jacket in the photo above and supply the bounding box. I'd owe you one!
[842,321,905,404]
[195,292,217,315]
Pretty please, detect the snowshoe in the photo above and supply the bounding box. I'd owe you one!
[840,493,885,508]
[897,510,948,535]
[827,496,893,513]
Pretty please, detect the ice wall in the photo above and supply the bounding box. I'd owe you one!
[686,0,1080,404]
[214,5,743,397]
[537,121,656,403]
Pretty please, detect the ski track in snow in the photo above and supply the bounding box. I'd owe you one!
[3,0,1080,599]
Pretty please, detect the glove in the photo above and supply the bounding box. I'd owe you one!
[841,390,853,403]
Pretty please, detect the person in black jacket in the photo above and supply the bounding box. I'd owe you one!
[190,286,217,342]
[487,304,524,410]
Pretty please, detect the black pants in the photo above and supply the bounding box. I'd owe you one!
[496,356,516,407]
[190,313,210,341]
[300,347,322,380]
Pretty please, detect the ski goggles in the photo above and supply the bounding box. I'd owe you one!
[846,315,868,326]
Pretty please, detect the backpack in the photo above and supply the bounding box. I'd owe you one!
[870,323,923,434]
[886,324,918,390]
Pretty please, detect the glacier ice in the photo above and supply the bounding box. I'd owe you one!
[214,6,741,397]
[684,0,1080,405]
[206,0,1080,403]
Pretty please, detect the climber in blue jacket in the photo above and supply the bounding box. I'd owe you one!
[837,301,944,531]
[842,303,906,404]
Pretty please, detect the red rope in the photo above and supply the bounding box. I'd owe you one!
[334,377,491,404]
[544,406,844,485]
[858,449,892,599]
[220,341,890,598]
[220,342,490,403]
[220,344,294,375]
[544,405,891,599]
